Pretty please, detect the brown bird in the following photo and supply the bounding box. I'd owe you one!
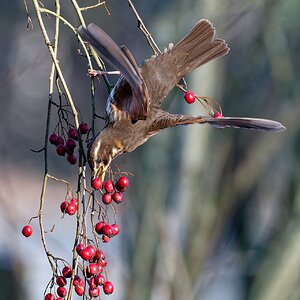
[78,20,285,178]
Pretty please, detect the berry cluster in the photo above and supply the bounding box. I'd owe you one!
[49,123,89,165]
[43,258,114,300]
[60,197,78,216]
[91,176,129,244]
[21,175,129,299]
[22,84,131,298]
[74,246,114,296]
[92,176,129,206]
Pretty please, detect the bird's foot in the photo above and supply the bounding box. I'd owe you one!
[88,69,121,77]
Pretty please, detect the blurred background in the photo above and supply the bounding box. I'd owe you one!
[1,0,299,299]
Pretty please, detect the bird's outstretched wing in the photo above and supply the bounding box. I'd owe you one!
[78,24,149,121]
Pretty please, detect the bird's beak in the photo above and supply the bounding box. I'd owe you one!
[94,163,108,181]
[94,164,104,181]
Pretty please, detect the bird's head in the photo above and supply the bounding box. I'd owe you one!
[88,132,122,180]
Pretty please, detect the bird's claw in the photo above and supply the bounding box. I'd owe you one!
[88,69,101,77]
[88,70,121,77]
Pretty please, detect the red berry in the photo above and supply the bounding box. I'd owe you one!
[22,225,33,237]
[95,222,106,234]
[57,136,65,145]
[91,178,102,190]
[66,203,77,215]
[87,263,99,275]
[111,223,120,236]
[67,153,77,165]
[80,248,92,261]
[103,281,114,295]
[104,180,114,193]
[66,138,76,150]
[70,198,78,208]
[102,193,112,205]
[62,266,72,278]
[99,259,107,267]
[117,176,129,189]
[73,275,84,287]
[97,264,104,274]
[89,276,97,289]
[60,201,68,213]
[95,274,105,286]
[184,91,196,104]
[115,182,124,192]
[68,128,78,140]
[57,286,67,297]
[49,133,59,145]
[89,287,100,297]
[102,235,110,243]
[213,112,223,118]
[86,245,96,258]
[102,224,113,237]
[112,192,123,204]
[45,293,56,300]
[65,147,74,155]
[56,145,66,156]
[76,243,85,255]
[75,285,85,296]
[56,276,67,287]
[98,249,105,260]
[79,123,89,134]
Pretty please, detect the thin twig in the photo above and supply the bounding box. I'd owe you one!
[23,0,34,29]
[126,0,161,55]
[80,1,106,11]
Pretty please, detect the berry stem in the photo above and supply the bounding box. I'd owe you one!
[38,174,56,273]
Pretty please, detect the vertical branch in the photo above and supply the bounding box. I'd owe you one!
[37,0,61,275]
[32,0,79,128]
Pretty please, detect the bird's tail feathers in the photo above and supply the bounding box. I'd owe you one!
[171,19,230,78]
[204,116,286,131]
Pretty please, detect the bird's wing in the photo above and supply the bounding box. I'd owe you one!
[141,19,229,108]
[78,24,149,121]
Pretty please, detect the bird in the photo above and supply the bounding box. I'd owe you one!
[78,20,285,179]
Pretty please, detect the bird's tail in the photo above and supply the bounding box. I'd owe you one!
[142,20,230,107]
[171,19,230,78]
[152,112,286,132]
[203,116,286,131]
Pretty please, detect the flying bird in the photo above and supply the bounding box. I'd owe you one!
[78,20,285,178]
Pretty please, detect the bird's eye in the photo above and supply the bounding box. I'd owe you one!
[96,158,101,164]
[102,159,109,166]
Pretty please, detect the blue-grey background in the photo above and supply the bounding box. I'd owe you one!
[1,0,299,299]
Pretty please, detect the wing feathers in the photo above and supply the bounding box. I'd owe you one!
[78,24,148,120]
